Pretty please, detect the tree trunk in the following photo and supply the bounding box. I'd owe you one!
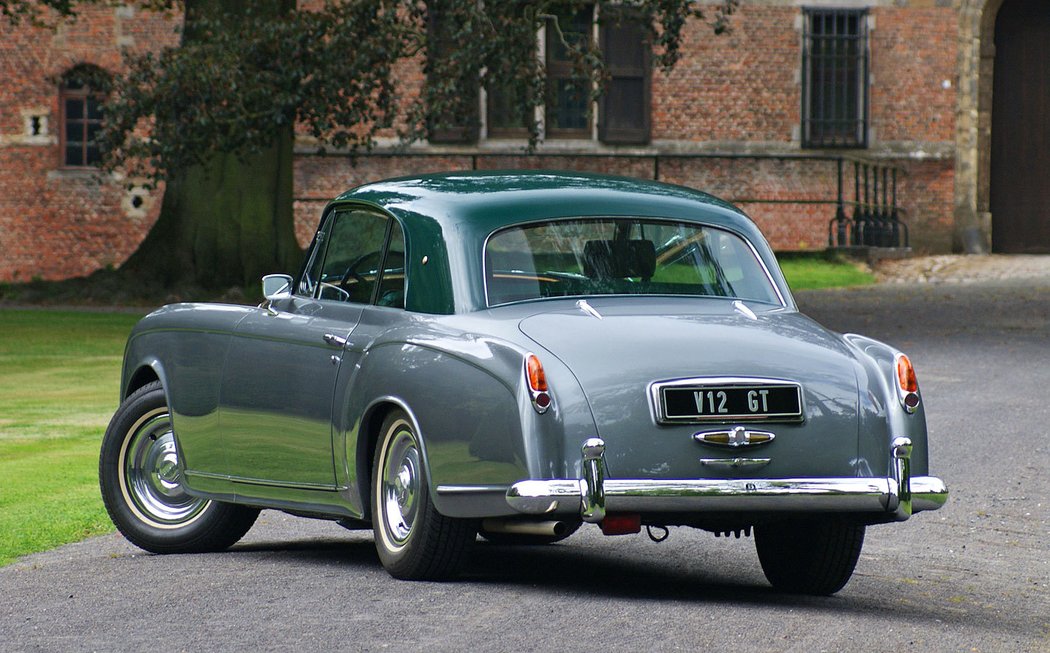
[123,129,298,289]
[121,0,300,289]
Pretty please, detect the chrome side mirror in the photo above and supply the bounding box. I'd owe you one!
[261,274,292,300]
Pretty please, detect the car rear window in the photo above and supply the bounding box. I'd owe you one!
[484,218,781,306]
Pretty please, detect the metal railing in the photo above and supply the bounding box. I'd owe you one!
[828,159,909,248]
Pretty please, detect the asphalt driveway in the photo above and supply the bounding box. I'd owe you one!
[2,277,1048,652]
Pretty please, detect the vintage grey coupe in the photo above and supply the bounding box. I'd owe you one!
[100,171,947,594]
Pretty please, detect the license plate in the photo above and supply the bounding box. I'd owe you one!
[653,379,803,423]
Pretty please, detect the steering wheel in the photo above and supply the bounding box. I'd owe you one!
[339,267,366,290]
[339,251,380,290]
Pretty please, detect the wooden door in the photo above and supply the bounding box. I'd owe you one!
[991,0,1050,253]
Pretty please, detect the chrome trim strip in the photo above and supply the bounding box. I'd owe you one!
[436,485,512,495]
[699,457,772,469]
[185,470,341,492]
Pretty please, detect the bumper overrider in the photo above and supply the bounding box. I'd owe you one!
[506,437,948,523]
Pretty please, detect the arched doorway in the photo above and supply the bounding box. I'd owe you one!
[990,0,1050,252]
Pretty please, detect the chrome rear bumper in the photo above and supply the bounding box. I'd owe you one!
[506,437,948,523]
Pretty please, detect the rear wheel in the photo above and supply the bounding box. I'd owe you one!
[99,381,259,554]
[372,410,476,580]
[754,519,865,595]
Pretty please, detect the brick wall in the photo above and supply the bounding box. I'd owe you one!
[1,2,963,284]
[652,6,800,143]
[870,7,957,144]
[0,6,174,282]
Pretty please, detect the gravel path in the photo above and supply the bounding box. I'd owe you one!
[875,254,1050,285]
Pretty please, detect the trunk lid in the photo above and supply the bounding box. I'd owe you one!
[519,299,863,480]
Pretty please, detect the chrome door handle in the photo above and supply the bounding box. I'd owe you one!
[323,333,348,348]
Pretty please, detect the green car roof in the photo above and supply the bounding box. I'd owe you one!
[326,171,788,314]
[336,170,749,231]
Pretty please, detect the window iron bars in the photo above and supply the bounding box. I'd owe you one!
[802,8,869,149]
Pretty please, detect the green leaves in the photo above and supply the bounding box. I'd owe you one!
[86,0,738,182]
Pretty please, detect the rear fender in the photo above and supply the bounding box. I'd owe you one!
[340,339,597,519]
[843,333,930,476]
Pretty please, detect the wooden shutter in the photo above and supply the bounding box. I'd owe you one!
[599,12,650,144]
[427,4,479,144]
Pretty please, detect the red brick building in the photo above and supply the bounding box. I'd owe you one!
[1,1,1045,283]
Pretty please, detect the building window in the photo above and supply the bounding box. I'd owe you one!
[486,80,530,139]
[801,8,869,148]
[478,4,650,143]
[60,79,104,167]
[544,4,594,138]
[426,3,480,143]
[598,8,650,144]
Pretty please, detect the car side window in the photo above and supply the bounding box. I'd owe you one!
[301,208,407,307]
[311,210,389,303]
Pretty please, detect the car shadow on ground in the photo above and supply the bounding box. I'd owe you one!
[222,533,968,629]
[111,517,1038,645]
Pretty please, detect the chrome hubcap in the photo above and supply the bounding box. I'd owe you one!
[380,426,421,546]
[122,409,208,527]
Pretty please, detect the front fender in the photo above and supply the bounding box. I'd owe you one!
[118,304,251,486]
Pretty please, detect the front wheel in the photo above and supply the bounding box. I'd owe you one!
[371,410,476,580]
[99,381,259,554]
[754,519,865,595]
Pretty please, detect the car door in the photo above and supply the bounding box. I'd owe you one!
[219,207,400,488]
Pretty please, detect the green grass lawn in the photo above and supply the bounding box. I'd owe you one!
[0,310,142,566]
[778,254,875,290]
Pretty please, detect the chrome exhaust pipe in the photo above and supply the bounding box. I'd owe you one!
[481,519,572,537]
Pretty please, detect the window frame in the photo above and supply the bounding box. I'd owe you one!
[800,7,870,149]
[296,206,408,308]
[543,3,596,139]
[426,4,480,143]
[428,3,646,144]
[59,81,104,168]
[482,216,786,308]
[598,6,652,144]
